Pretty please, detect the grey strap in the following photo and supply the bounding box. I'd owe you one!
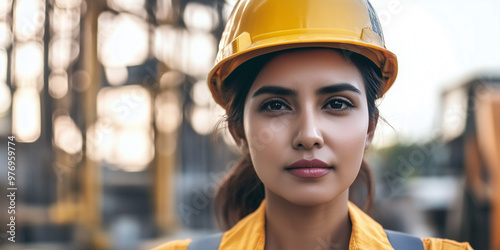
[187,233,223,250]
[187,230,423,250]
[385,229,424,250]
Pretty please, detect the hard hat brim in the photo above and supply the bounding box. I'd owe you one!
[208,32,398,107]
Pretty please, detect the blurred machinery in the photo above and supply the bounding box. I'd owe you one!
[440,72,500,250]
[0,0,235,249]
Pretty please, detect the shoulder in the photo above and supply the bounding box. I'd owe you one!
[151,239,191,250]
[422,237,474,250]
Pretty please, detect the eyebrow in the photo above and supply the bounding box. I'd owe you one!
[316,84,361,95]
[252,86,298,98]
[251,83,361,98]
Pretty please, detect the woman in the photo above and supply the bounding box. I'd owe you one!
[154,0,473,249]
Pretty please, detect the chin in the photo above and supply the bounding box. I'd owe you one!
[287,197,334,207]
[279,186,345,207]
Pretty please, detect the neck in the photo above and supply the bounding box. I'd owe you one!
[264,190,352,250]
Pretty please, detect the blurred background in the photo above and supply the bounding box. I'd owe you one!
[0,0,498,249]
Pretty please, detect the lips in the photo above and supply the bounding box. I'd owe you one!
[285,159,333,178]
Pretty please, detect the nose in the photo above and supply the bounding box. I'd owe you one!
[292,111,324,150]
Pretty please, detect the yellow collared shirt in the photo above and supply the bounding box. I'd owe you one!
[153,200,473,250]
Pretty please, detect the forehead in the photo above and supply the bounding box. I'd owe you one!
[250,49,365,93]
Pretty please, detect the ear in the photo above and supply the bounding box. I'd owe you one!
[228,121,248,153]
[365,112,379,150]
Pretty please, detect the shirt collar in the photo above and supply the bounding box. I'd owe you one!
[348,201,393,249]
[219,200,393,250]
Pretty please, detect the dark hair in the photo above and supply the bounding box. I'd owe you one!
[214,48,384,230]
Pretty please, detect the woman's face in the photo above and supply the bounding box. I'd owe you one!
[238,49,375,206]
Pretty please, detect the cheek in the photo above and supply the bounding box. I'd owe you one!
[243,100,291,151]
[325,112,369,169]
[244,117,286,152]
[243,113,290,177]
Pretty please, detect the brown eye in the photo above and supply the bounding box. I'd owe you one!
[269,101,283,110]
[330,100,344,109]
[323,98,354,111]
[260,99,291,111]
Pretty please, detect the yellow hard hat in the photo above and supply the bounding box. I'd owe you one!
[208,0,398,107]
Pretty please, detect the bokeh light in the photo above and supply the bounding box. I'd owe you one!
[13,42,44,89]
[0,22,13,48]
[112,128,154,172]
[0,49,7,81]
[191,80,212,106]
[86,118,114,162]
[53,115,83,155]
[49,37,80,70]
[154,26,216,77]
[0,81,11,117]
[190,104,224,135]
[183,2,219,32]
[72,70,90,92]
[98,12,149,67]
[12,87,41,142]
[50,5,81,35]
[104,66,128,86]
[441,87,468,142]
[92,85,154,171]
[97,85,152,128]
[159,70,185,89]
[13,0,45,41]
[155,91,182,134]
[49,71,69,99]
[54,0,81,9]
